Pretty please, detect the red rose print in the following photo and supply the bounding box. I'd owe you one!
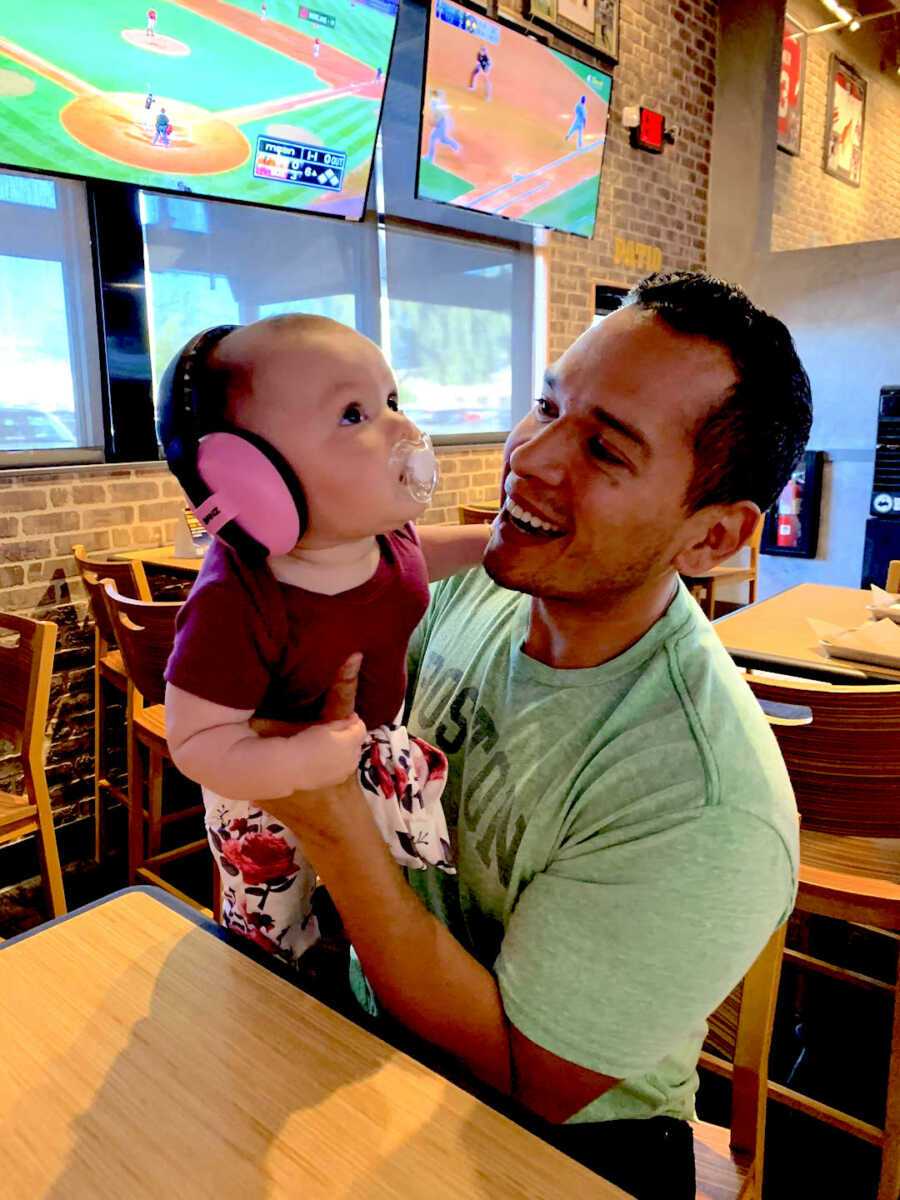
[220,831,299,886]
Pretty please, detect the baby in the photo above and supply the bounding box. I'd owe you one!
[157,315,490,969]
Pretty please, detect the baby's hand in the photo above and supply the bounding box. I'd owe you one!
[288,714,367,790]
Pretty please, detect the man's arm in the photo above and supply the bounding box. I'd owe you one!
[259,771,621,1120]
[417,522,492,582]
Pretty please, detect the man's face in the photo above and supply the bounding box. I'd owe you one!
[230,325,425,548]
[483,305,739,603]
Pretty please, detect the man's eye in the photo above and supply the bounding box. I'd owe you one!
[588,435,624,467]
[533,397,556,420]
[340,403,366,425]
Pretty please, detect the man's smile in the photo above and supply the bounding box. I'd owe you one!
[501,496,567,538]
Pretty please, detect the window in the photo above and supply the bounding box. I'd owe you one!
[383,223,533,436]
[140,190,534,442]
[0,169,103,464]
[140,192,381,413]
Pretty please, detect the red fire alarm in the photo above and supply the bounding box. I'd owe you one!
[631,107,665,153]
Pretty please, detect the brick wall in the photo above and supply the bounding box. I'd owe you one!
[0,448,503,834]
[772,0,900,251]
[542,0,717,359]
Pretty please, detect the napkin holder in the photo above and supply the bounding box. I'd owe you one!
[173,507,211,559]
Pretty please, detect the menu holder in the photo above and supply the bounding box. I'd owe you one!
[173,508,211,559]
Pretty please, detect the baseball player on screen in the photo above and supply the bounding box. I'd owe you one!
[425,90,460,164]
[565,94,588,150]
[468,45,492,99]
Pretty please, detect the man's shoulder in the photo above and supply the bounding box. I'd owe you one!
[660,600,799,854]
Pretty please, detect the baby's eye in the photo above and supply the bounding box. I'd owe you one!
[532,397,557,420]
[340,403,366,425]
[387,395,399,412]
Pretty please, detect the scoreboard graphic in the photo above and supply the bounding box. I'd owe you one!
[253,136,346,191]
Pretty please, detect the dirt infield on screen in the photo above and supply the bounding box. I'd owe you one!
[0,0,395,215]
[419,16,610,237]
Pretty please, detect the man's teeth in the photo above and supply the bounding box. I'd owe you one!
[506,499,564,534]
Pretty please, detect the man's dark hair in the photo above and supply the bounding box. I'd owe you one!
[623,271,812,513]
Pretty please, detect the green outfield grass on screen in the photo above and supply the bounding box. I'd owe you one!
[417,0,611,238]
[0,0,398,219]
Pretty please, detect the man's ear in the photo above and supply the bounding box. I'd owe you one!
[673,501,761,576]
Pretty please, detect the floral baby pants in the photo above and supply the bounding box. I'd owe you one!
[203,722,454,970]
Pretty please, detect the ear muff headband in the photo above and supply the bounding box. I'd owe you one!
[156,325,308,561]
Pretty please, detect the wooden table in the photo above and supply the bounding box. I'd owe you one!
[0,889,626,1199]
[115,545,204,574]
[714,582,900,683]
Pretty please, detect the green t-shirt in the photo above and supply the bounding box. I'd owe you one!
[402,567,798,1124]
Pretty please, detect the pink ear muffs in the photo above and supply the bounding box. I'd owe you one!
[194,431,303,557]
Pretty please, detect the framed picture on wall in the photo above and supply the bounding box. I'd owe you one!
[593,0,619,61]
[524,0,558,24]
[555,0,596,45]
[778,15,805,155]
[761,450,824,558]
[823,55,866,186]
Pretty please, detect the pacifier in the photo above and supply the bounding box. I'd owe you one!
[389,431,439,503]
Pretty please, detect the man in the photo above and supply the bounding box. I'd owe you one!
[565,94,588,150]
[153,106,170,147]
[468,45,492,99]
[425,90,460,165]
[259,272,811,1200]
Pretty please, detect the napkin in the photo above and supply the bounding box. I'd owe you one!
[809,616,900,656]
[869,584,900,612]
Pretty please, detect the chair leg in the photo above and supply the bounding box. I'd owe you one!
[877,956,900,1200]
[706,577,718,621]
[148,752,163,858]
[127,729,144,885]
[93,656,104,863]
[212,860,222,925]
[28,773,66,918]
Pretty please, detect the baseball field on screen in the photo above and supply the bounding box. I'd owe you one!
[0,0,397,217]
[417,4,610,238]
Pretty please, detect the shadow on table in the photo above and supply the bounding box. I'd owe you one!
[36,927,603,1197]
[37,929,387,1198]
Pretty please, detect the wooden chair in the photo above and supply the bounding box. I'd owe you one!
[458,503,499,525]
[743,672,900,1200]
[887,560,900,594]
[71,544,152,862]
[694,924,788,1199]
[0,612,66,918]
[685,516,764,620]
[101,582,210,916]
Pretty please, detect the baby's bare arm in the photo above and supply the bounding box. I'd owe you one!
[417,522,492,581]
[165,682,366,801]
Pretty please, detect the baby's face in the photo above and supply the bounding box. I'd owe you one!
[233,325,426,548]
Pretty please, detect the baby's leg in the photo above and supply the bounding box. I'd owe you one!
[202,789,320,967]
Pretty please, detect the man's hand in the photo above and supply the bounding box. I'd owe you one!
[250,652,366,792]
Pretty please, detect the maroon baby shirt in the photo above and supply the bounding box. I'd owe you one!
[164,524,429,730]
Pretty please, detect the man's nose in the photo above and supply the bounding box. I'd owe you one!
[508,418,567,487]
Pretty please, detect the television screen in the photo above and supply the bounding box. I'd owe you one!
[0,0,398,219]
[416,0,611,238]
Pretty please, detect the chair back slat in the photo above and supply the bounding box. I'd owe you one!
[457,504,498,525]
[72,544,151,648]
[746,675,900,836]
[701,924,786,1163]
[0,612,56,760]
[887,560,900,594]
[102,584,181,708]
